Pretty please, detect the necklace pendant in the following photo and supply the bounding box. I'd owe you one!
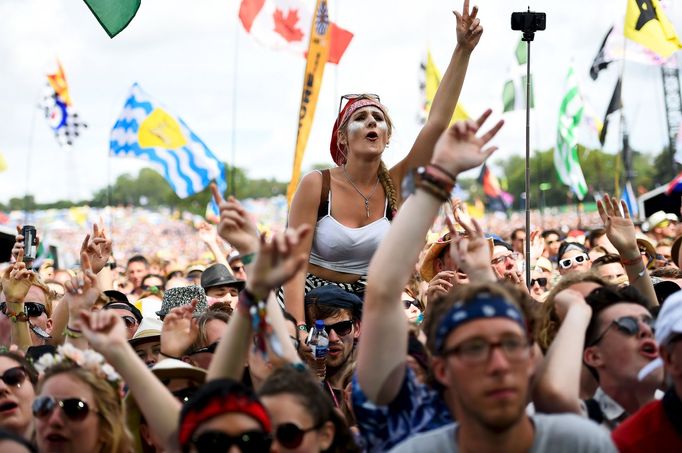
[365,200,370,218]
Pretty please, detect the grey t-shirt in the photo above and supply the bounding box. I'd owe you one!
[389,413,617,453]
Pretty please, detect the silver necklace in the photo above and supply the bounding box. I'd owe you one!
[342,164,380,218]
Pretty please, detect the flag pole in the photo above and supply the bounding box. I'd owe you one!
[24,91,41,224]
[230,18,240,197]
[524,36,531,289]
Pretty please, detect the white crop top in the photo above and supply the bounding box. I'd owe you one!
[309,179,391,275]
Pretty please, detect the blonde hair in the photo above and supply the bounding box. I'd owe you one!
[39,364,133,453]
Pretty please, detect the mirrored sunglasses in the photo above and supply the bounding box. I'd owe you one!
[590,315,655,346]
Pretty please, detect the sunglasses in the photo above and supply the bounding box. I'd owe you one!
[121,315,138,328]
[230,265,244,273]
[590,315,655,346]
[0,302,47,318]
[530,277,548,287]
[32,396,95,422]
[0,367,28,388]
[191,430,271,452]
[559,253,590,269]
[275,422,323,449]
[172,387,198,404]
[338,93,380,114]
[189,341,219,355]
[323,320,353,337]
[403,299,421,310]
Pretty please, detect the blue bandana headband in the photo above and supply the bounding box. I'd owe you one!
[435,292,527,353]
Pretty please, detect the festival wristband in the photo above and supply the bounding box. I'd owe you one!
[620,255,642,266]
[240,253,255,265]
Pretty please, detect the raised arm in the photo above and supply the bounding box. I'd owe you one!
[390,0,483,186]
[1,250,35,351]
[357,113,503,404]
[598,195,657,306]
[197,222,229,268]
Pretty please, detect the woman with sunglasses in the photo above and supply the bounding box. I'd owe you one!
[283,1,485,329]
[259,367,359,453]
[0,352,37,443]
[32,346,133,453]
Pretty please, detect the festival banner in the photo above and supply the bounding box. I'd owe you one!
[502,39,534,112]
[83,0,141,38]
[555,67,588,200]
[624,0,682,58]
[286,0,331,204]
[419,50,469,125]
[40,62,87,148]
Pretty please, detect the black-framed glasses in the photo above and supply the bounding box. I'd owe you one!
[442,336,530,364]
[172,387,198,404]
[191,430,272,452]
[0,302,47,318]
[530,278,548,288]
[121,315,138,328]
[32,396,95,422]
[275,422,324,449]
[559,253,590,269]
[189,341,219,356]
[0,367,28,387]
[323,320,353,337]
[338,93,380,114]
[403,299,421,310]
[589,315,655,346]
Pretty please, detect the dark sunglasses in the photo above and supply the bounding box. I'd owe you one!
[403,299,421,310]
[590,315,655,346]
[530,278,548,287]
[230,265,244,273]
[0,302,47,318]
[121,316,138,328]
[0,367,28,387]
[172,387,198,404]
[32,396,94,422]
[275,422,323,449]
[324,320,353,337]
[338,93,380,114]
[191,430,271,452]
[189,341,219,355]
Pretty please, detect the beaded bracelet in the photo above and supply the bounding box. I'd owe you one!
[429,163,457,183]
[63,326,83,339]
[416,178,451,202]
[5,310,28,323]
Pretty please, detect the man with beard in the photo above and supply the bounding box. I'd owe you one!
[304,285,361,401]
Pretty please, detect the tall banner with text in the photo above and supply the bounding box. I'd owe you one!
[286,0,331,205]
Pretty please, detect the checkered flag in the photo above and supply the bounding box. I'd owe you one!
[40,88,87,147]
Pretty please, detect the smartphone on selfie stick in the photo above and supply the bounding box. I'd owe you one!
[22,225,38,263]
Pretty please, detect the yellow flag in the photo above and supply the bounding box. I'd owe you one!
[286,0,332,205]
[624,0,682,58]
[425,50,469,124]
[0,152,7,172]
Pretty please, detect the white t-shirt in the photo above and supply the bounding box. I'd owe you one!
[389,413,617,453]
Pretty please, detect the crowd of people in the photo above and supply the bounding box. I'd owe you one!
[2,2,682,452]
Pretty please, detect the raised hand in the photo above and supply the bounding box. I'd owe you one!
[597,194,637,257]
[197,221,218,244]
[425,270,455,302]
[247,225,312,299]
[11,225,40,263]
[161,301,199,357]
[80,222,113,274]
[63,252,102,326]
[1,250,35,304]
[210,183,259,254]
[553,288,591,322]
[432,110,504,177]
[454,0,483,51]
[447,216,493,279]
[529,230,545,263]
[79,309,128,353]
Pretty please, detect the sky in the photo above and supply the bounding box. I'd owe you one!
[1,0,681,203]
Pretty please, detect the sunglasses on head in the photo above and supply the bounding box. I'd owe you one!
[191,430,271,453]
[172,387,198,404]
[0,367,28,388]
[0,302,47,318]
[559,253,589,269]
[338,93,380,114]
[530,277,548,287]
[32,396,94,422]
[275,422,324,449]
[189,341,219,355]
[590,315,655,346]
[324,320,353,337]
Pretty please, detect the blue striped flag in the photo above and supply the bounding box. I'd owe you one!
[110,84,226,212]
[621,180,639,219]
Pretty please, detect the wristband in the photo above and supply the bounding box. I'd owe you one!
[4,310,28,323]
[620,255,642,266]
[240,253,255,265]
[429,163,457,183]
[297,324,309,332]
[63,326,83,339]
[237,288,258,315]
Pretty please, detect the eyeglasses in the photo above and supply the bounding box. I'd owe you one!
[275,422,323,449]
[0,367,28,388]
[338,93,380,114]
[121,316,138,328]
[191,430,272,452]
[589,315,655,346]
[32,396,95,422]
[530,277,548,288]
[403,299,421,310]
[0,302,47,318]
[442,336,530,364]
[189,341,219,355]
[559,253,590,269]
[491,252,522,266]
[323,320,354,337]
[172,387,198,404]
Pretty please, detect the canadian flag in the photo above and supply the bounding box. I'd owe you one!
[239,0,353,64]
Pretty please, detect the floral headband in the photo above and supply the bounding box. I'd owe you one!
[34,343,121,387]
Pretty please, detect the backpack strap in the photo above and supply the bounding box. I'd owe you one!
[317,169,331,220]
[584,398,605,424]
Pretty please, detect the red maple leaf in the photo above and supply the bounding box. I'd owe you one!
[273,8,304,42]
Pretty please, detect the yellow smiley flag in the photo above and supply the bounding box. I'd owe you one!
[624,0,682,58]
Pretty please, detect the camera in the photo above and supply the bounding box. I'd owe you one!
[511,11,546,34]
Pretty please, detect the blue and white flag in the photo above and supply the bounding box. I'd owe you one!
[622,180,639,219]
[110,83,226,211]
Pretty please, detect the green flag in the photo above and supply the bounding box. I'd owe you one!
[83,0,141,38]
[554,67,588,200]
[502,39,535,112]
